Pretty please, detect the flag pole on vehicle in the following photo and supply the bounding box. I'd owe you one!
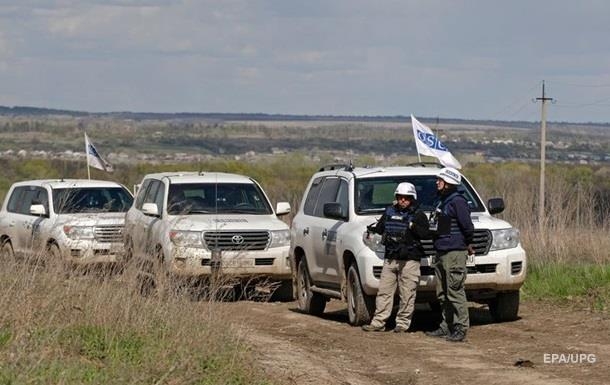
[84,132,113,179]
[411,114,462,169]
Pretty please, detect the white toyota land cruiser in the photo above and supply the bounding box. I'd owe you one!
[290,163,527,325]
[0,179,133,265]
[124,171,292,299]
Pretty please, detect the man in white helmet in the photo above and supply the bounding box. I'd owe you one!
[426,167,474,342]
[362,182,430,332]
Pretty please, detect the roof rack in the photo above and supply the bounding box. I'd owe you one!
[405,162,444,168]
[318,163,353,172]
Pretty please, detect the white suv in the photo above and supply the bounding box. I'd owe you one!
[290,164,527,325]
[0,179,133,265]
[124,171,292,299]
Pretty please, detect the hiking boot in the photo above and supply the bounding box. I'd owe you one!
[362,324,385,332]
[445,327,467,342]
[425,328,448,338]
[393,326,411,333]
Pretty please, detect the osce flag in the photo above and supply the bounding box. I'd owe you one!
[85,133,113,172]
[411,114,462,169]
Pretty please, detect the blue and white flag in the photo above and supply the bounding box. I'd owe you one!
[85,133,113,172]
[411,114,462,169]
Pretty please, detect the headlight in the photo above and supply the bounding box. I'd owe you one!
[169,230,202,247]
[490,228,520,250]
[363,230,385,253]
[269,229,290,248]
[63,225,95,240]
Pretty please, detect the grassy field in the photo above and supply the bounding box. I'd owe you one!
[0,258,274,385]
[0,156,608,383]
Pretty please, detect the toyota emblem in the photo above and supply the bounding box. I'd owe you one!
[231,235,245,244]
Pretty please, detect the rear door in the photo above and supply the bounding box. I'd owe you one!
[7,186,49,257]
[308,177,348,286]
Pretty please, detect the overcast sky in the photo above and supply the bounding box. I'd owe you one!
[1,1,610,123]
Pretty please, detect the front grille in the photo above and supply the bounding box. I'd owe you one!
[94,225,123,243]
[203,231,269,251]
[511,261,523,275]
[421,229,491,257]
[405,264,497,276]
[255,258,275,266]
[469,264,497,274]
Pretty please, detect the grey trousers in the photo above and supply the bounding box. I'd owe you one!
[370,259,420,329]
[434,250,470,332]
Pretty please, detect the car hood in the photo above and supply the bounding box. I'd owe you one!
[169,214,289,232]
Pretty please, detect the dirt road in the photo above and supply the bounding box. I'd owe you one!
[225,299,609,385]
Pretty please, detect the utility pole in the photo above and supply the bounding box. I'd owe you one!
[535,80,553,233]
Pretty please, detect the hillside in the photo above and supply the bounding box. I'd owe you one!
[1,105,609,166]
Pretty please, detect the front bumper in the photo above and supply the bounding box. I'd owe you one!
[361,246,527,297]
[167,245,291,279]
[60,239,124,264]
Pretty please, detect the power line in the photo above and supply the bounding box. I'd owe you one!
[547,80,610,88]
[490,81,542,120]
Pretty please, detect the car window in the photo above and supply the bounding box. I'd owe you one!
[167,182,272,215]
[337,179,349,219]
[7,186,27,213]
[135,179,152,209]
[53,187,133,213]
[153,181,165,213]
[355,175,484,214]
[313,177,341,218]
[142,181,161,207]
[303,177,323,216]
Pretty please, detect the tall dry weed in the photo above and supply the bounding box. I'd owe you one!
[0,252,272,384]
[469,164,610,265]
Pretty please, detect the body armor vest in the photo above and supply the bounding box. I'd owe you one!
[383,206,415,253]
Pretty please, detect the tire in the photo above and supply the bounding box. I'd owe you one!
[346,263,375,326]
[270,280,294,302]
[489,290,520,322]
[296,259,326,315]
[46,243,66,268]
[123,238,134,265]
[0,240,14,261]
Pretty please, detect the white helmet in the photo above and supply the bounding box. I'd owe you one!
[438,167,462,185]
[394,182,417,200]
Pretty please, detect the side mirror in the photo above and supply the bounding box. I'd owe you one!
[30,204,47,217]
[488,198,505,215]
[323,202,347,220]
[276,202,291,216]
[142,202,160,217]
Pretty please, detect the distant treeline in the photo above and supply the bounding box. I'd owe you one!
[2,105,609,127]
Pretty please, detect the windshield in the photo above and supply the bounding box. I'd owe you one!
[355,175,484,215]
[167,182,272,215]
[53,187,133,214]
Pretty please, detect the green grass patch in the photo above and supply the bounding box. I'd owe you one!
[523,262,610,311]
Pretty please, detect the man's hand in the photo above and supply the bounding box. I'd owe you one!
[467,244,475,256]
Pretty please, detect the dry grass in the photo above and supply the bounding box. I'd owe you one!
[470,163,610,265]
[0,254,274,385]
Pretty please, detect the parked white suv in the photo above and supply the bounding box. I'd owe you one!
[290,163,527,325]
[124,171,292,299]
[0,179,133,265]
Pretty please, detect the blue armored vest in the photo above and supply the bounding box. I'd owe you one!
[384,206,414,238]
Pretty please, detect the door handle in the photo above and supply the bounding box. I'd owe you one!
[303,227,309,236]
[321,229,328,239]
